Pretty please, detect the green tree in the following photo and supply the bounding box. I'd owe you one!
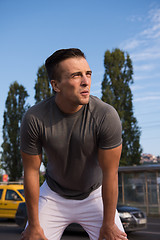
[101,48,142,166]
[1,81,29,180]
[34,65,53,168]
[0,152,2,181]
[34,65,52,104]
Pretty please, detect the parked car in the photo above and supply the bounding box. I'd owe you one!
[15,202,147,233]
[0,183,25,219]
[15,201,27,229]
[117,205,147,232]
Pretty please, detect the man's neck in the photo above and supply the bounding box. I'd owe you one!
[55,95,83,114]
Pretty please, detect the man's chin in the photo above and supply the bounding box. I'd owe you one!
[80,98,90,105]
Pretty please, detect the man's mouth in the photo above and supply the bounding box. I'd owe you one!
[80,89,90,96]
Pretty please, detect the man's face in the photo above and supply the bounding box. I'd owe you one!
[51,57,92,113]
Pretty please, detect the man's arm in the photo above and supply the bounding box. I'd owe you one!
[98,144,128,240]
[21,151,48,240]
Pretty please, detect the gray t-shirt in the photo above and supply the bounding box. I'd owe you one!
[20,95,122,200]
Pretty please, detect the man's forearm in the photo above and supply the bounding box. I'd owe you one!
[98,146,127,239]
[101,172,118,226]
[24,170,40,227]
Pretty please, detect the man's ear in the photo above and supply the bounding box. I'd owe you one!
[50,80,60,93]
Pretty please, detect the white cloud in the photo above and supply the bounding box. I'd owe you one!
[141,8,160,39]
[141,23,160,39]
[131,84,151,91]
[131,85,146,91]
[134,63,155,72]
[149,8,160,23]
[132,82,160,92]
[127,15,143,23]
[121,7,160,54]
[121,39,144,50]
[131,46,160,61]
[123,6,160,156]
[134,91,160,102]
[134,95,160,102]
[134,72,160,81]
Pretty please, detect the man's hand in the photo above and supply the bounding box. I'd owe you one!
[98,223,128,240]
[20,225,48,240]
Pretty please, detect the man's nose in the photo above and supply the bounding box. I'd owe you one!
[81,75,89,85]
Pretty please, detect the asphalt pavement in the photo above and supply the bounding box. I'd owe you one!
[0,217,160,240]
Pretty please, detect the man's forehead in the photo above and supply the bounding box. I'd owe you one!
[59,57,90,71]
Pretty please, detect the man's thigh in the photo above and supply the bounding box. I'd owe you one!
[39,182,124,240]
[38,183,102,240]
[75,187,124,240]
[76,187,103,240]
[39,182,73,240]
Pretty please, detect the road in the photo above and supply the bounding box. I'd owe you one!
[0,217,160,240]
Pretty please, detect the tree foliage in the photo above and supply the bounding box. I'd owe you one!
[34,65,52,104]
[34,65,53,168]
[101,48,142,166]
[1,81,29,180]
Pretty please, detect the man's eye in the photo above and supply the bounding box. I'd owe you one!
[72,73,81,78]
[86,72,92,77]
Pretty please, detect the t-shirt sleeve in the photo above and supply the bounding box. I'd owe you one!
[20,111,42,155]
[98,105,122,149]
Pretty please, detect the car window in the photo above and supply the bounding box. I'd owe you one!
[5,190,22,201]
[0,189,3,199]
[18,189,25,198]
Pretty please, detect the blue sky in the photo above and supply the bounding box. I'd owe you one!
[0,0,160,157]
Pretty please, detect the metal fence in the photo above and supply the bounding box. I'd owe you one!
[118,164,160,216]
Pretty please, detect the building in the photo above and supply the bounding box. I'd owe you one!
[118,164,160,216]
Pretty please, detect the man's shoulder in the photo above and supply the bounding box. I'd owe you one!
[88,95,120,125]
[89,95,114,113]
[24,96,55,120]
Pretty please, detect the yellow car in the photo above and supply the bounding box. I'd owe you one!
[0,184,25,219]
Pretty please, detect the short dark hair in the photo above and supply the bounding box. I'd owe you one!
[45,48,86,82]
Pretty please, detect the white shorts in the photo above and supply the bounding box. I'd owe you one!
[39,181,124,240]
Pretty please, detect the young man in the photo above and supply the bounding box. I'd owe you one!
[20,48,128,240]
